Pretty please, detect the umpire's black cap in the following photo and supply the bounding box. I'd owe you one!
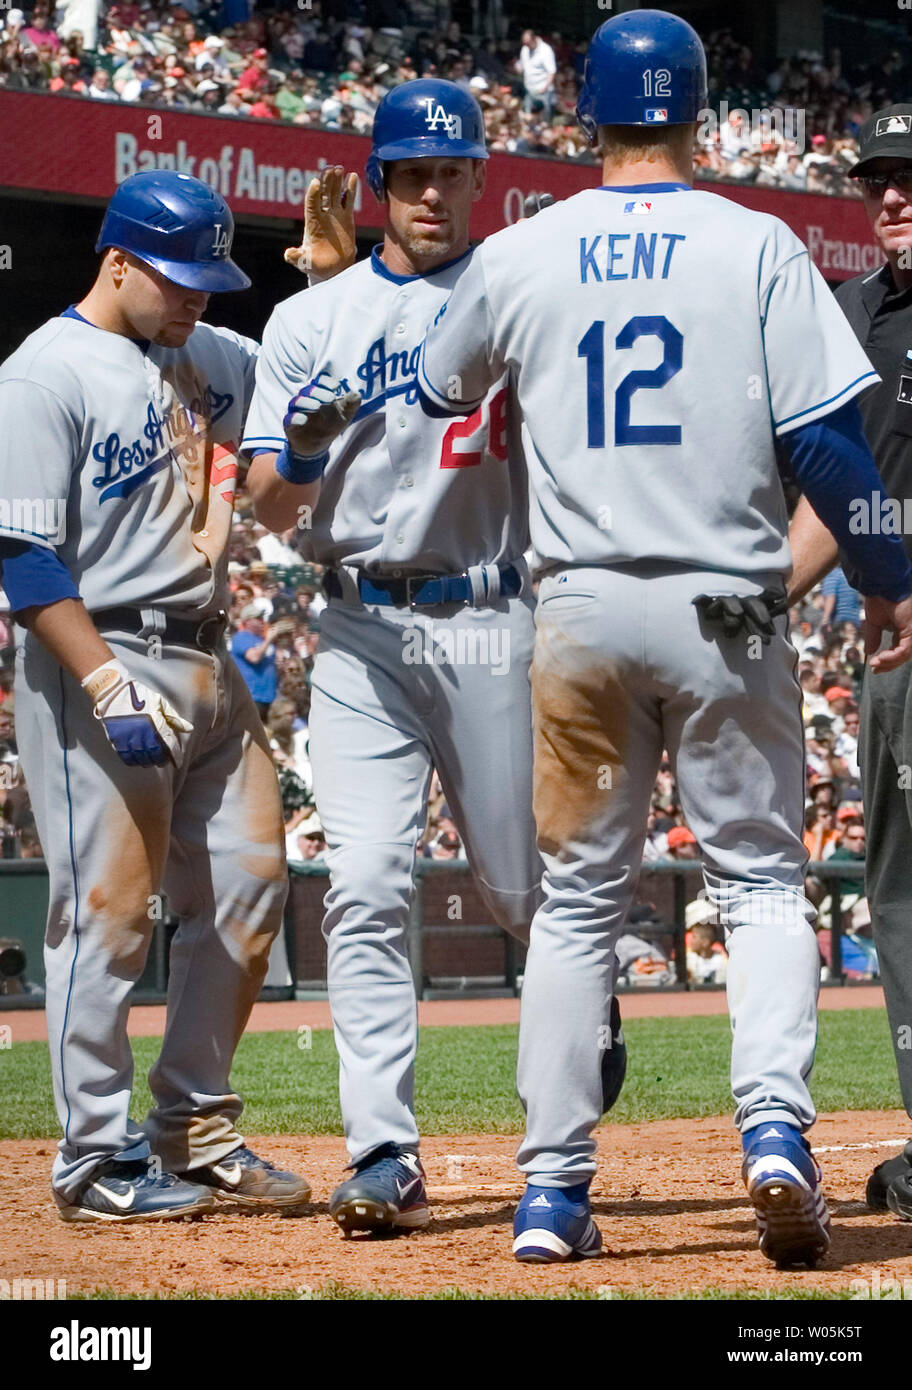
[850,103,912,176]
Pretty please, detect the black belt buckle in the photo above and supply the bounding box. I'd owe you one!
[195,611,227,651]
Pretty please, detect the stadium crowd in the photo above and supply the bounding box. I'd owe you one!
[2,1,912,194]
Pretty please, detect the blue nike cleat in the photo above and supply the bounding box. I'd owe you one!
[329,1142,430,1235]
[53,1159,216,1224]
[742,1123,831,1268]
[513,1181,602,1263]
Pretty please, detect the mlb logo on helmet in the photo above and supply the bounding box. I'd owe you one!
[645,108,668,123]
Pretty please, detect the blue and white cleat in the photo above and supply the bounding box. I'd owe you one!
[742,1123,831,1268]
[330,1143,430,1234]
[53,1159,216,1223]
[513,1181,602,1263]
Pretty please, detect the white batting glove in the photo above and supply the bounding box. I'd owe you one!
[283,370,362,461]
[82,659,193,769]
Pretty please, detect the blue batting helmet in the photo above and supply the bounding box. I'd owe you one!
[365,78,489,201]
[577,9,707,145]
[95,171,251,293]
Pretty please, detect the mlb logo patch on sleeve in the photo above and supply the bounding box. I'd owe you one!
[624,200,654,215]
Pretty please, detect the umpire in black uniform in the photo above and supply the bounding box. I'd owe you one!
[790,103,912,1219]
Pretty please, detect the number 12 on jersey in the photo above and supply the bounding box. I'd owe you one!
[579,315,683,448]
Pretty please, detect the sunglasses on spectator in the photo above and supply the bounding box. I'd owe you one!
[859,170,912,197]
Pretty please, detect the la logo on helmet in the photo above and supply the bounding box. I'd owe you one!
[420,98,462,140]
[210,223,231,258]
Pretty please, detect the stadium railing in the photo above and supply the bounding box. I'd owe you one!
[0,857,871,1006]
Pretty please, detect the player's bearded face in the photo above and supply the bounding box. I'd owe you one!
[118,255,210,347]
[384,158,486,267]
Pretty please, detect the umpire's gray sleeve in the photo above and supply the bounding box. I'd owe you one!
[418,251,503,412]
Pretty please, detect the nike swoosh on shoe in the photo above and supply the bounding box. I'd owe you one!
[92,1181,136,1211]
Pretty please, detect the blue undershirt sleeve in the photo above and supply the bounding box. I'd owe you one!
[780,401,912,601]
[0,541,81,614]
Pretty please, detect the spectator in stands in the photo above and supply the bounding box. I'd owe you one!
[830,814,866,861]
[806,717,847,786]
[49,57,86,94]
[665,826,699,860]
[516,27,556,116]
[804,804,839,861]
[218,86,248,116]
[18,824,44,859]
[117,54,152,102]
[719,108,752,160]
[2,9,25,42]
[685,901,728,985]
[88,66,117,99]
[196,32,230,78]
[642,808,672,863]
[782,151,808,190]
[824,686,855,729]
[820,565,862,629]
[21,10,60,53]
[237,45,270,92]
[809,777,837,811]
[800,667,832,722]
[248,86,279,119]
[194,77,223,110]
[267,695,312,789]
[245,560,275,618]
[835,706,861,780]
[424,804,466,860]
[618,905,674,987]
[430,830,463,861]
[230,606,278,720]
[286,810,326,865]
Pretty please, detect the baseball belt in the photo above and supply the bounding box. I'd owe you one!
[323,562,523,609]
[92,607,229,652]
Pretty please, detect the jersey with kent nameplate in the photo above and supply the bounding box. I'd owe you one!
[0,314,258,614]
[419,185,879,577]
[242,247,529,573]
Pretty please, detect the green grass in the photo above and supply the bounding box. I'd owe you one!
[0,1007,900,1142]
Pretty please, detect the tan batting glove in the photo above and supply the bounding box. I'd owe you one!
[82,658,193,769]
[284,166,359,282]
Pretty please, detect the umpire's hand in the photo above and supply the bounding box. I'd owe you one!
[864,593,912,673]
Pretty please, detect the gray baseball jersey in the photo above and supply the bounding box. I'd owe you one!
[420,187,877,576]
[1,311,287,1202]
[421,183,877,1183]
[244,245,540,1167]
[242,248,529,572]
[0,315,258,614]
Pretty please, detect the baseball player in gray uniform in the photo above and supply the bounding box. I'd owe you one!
[419,11,912,1267]
[243,79,626,1236]
[0,171,313,1221]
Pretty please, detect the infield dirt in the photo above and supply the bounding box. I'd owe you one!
[2,1110,911,1297]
